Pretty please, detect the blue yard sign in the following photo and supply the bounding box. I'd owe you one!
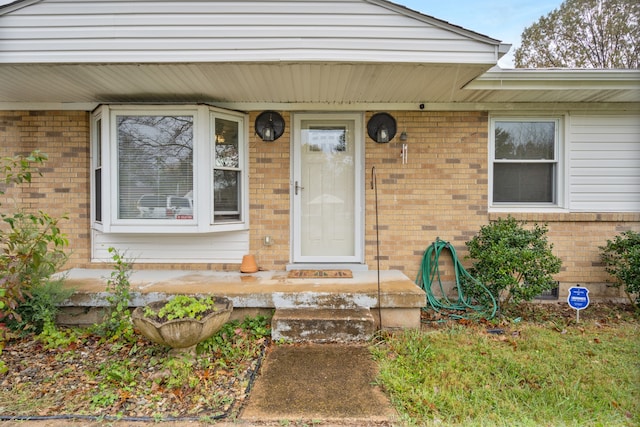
[567,286,590,322]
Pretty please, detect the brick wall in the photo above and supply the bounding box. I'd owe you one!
[0,111,91,268]
[490,212,640,298]
[363,111,489,276]
[2,109,637,299]
[248,110,639,299]
[248,111,292,269]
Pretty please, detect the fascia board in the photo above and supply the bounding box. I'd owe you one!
[466,68,640,91]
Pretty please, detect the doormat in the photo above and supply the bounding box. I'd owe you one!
[287,270,353,279]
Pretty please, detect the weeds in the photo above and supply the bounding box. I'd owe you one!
[7,279,74,335]
[198,314,270,366]
[36,322,79,349]
[2,313,271,419]
[93,247,135,341]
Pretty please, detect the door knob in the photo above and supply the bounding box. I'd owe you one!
[295,181,304,195]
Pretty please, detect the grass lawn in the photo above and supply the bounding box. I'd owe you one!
[371,303,639,427]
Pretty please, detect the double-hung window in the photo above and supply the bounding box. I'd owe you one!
[213,117,241,222]
[91,105,248,233]
[490,117,563,209]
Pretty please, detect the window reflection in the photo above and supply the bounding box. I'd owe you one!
[117,115,194,220]
[213,117,241,222]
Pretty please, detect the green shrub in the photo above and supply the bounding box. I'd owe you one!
[6,278,73,335]
[600,230,640,306]
[466,216,562,308]
[0,151,68,323]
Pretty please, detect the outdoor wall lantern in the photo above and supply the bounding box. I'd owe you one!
[255,111,285,142]
[367,112,397,143]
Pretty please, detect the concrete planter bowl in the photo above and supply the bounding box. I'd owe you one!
[131,296,233,355]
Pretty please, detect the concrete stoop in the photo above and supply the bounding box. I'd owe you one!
[271,307,376,343]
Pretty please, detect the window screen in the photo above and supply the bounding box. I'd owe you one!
[493,120,557,204]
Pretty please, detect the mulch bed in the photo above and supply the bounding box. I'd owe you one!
[420,301,638,326]
[0,331,267,422]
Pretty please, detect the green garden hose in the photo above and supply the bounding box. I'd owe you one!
[416,238,497,320]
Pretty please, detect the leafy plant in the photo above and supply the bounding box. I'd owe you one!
[162,356,197,389]
[465,216,562,308]
[600,230,640,306]
[144,295,217,321]
[36,321,79,349]
[197,314,270,364]
[0,324,7,375]
[0,151,69,323]
[94,247,135,340]
[6,278,73,335]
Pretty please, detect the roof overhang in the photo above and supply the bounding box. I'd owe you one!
[1,63,638,111]
[460,68,640,105]
[0,61,493,108]
[0,0,637,111]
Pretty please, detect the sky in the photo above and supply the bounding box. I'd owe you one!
[394,0,564,68]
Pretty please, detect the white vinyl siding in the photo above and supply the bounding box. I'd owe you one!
[569,113,640,212]
[92,229,248,263]
[0,0,500,64]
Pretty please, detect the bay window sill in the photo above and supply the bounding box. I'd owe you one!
[95,222,248,234]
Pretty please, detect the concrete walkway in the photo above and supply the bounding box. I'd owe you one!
[241,343,397,425]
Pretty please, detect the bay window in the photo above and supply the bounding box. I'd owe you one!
[91,105,248,233]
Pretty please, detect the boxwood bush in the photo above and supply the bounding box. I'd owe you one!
[600,230,640,307]
[465,216,562,308]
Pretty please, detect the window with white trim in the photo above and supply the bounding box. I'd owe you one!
[490,117,563,208]
[213,117,241,222]
[91,105,248,233]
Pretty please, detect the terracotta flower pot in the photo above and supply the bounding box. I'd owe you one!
[131,296,233,355]
[241,254,258,273]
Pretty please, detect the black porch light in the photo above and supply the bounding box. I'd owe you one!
[255,111,285,142]
[367,112,397,143]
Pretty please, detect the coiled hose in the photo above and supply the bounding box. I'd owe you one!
[416,238,497,320]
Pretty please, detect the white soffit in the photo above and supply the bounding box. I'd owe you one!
[0,62,489,104]
[460,68,640,104]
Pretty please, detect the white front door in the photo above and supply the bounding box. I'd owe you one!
[292,113,363,263]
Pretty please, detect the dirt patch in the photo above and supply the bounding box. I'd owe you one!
[421,301,638,326]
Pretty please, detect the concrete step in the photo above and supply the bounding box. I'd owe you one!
[271,307,375,343]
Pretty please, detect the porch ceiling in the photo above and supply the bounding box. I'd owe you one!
[0,62,489,105]
[1,62,639,108]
